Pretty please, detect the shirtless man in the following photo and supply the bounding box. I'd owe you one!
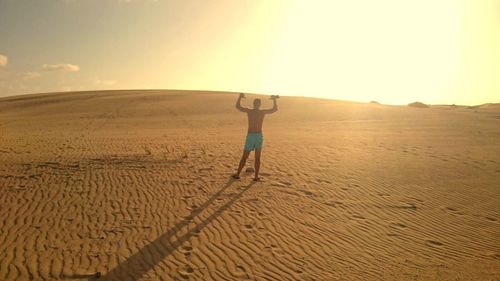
[232,93,278,181]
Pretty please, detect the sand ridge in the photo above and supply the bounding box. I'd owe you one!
[0,90,499,280]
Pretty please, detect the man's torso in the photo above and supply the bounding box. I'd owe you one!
[247,110,266,133]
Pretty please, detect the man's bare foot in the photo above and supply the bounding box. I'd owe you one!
[232,174,240,179]
[253,177,261,181]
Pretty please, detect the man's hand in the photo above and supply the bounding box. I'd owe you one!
[262,95,278,114]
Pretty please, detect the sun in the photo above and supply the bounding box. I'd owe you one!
[257,1,463,104]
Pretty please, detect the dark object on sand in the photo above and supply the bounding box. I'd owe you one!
[408,102,429,108]
[67,272,101,279]
[270,95,280,99]
[245,167,255,173]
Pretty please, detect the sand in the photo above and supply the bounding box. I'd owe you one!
[0,90,499,280]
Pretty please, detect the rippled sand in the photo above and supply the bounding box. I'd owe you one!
[0,90,499,280]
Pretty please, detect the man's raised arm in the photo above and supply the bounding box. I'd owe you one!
[263,96,278,114]
[236,93,249,112]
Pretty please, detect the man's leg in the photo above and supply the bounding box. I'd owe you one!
[233,150,251,179]
[254,149,261,180]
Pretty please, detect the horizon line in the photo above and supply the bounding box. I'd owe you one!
[0,88,498,107]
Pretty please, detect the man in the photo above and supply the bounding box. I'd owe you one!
[232,93,278,181]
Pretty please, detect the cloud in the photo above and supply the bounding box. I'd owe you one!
[18,63,80,79]
[42,63,79,72]
[95,79,117,86]
[0,61,83,97]
[0,54,7,67]
[24,72,42,79]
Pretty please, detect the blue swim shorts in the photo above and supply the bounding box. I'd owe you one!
[244,133,263,151]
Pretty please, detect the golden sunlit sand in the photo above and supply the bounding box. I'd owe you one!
[0,90,499,280]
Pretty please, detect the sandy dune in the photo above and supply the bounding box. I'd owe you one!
[0,90,499,280]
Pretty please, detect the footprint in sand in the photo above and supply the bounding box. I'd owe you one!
[187,204,198,211]
[181,245,193,256]
[391,202,417,210]
[9,186,28,192]
[425,240,444,247]
[409,197,423,203]
[390,222,407,229]
[445,207,464,215]
[280,181,292,186]
[178,265,194,279]
[244,224,254,231]
[235,265,251,278]
[315,178,332,184]
[299,189,314,196]
[265,244,285,256]
[324,201,343,207]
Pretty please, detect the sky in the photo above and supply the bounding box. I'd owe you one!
[0,0,499,105]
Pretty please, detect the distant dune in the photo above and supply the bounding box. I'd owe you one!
[408,101,429,108]
[1,90,499,280]
[478,103,500,109]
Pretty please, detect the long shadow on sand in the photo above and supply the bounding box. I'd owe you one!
[97,178,257,280]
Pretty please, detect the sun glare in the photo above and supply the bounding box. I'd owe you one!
[179,0,498,105]
[260,1,463,104]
